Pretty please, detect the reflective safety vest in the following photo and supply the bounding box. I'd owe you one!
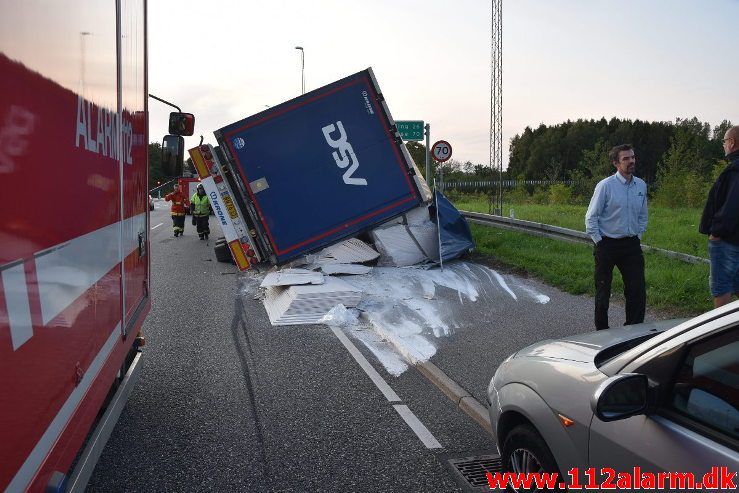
[191,193,210,216]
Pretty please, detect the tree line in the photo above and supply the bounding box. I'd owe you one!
[407,117,734,207]
[507,117,731,185]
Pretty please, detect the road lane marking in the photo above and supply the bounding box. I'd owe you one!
[330,325,400,402]
[330,325,443,450]
[151,223,163,230]
[393,405,442,449]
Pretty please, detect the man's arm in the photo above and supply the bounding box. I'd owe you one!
[637,182,648,239]
[585,181,605,243]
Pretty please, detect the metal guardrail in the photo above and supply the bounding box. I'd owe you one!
[439,179,656,191]
[461,210,710,265]
[149,178,179,195]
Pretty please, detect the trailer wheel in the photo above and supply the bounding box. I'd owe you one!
[214,241,234,264]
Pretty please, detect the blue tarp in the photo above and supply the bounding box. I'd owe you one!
[434,191,474,263]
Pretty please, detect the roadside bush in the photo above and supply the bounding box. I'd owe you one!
[444,188,462,202]
[505,186,531,204]
[531,187,549,204]
[568,170,599,205]
[653,169,710,208]
[684,173,710,208]
[548,184,572,205]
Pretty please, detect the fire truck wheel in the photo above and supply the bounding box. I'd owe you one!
[214,242,234,264]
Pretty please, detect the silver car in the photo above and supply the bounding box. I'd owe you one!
[488,302,738,491]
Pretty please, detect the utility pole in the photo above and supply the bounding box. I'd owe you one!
[490,0,503,214]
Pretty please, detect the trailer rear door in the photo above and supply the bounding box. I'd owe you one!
[215,68,422,264]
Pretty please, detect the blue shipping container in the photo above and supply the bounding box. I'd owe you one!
[215,68,423,264]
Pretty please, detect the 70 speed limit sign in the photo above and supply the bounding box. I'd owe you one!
[431,140,452,162]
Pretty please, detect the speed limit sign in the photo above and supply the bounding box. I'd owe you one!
[431,140,452,162]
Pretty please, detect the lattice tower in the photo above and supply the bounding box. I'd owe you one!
[489,0,503,213]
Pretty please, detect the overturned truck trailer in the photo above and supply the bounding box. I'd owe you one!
[189,68,431,270]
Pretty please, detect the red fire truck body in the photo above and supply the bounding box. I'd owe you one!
[178,176,202,212]
[1,1,149,491]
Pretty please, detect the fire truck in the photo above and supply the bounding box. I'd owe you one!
[0,3,191,491]
[177,177,202,213]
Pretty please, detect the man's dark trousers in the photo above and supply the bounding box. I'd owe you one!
[594,236,645,330]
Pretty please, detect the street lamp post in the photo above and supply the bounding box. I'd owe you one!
[294,46,305,95]
[80,32,91,87]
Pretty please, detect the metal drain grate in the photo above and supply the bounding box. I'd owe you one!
[448,454,502,489]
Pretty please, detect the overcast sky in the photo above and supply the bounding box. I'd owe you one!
[148,0,739,168]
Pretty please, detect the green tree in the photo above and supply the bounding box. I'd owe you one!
[474,164,492,177]
[658,127,704,174]
[577,139,611,179]
[405,141,426,167]
[713,120,733,141]
[148,142,165,189]
[405,141,433,181]
[568,168,598,205]
[653,127,711,207]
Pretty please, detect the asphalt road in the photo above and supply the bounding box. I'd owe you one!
[87,200,669,492]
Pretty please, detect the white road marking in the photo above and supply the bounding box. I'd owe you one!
[151,223,163,230]
[393,404,443,449]
[330,325,443,450]
[330,326,400,402]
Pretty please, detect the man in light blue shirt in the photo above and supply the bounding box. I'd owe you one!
[585,144,648,330]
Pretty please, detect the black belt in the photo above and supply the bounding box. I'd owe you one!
[602,235,638,241]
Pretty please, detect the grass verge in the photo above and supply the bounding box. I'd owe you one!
[455,200,708,258]
[470,224,712,317]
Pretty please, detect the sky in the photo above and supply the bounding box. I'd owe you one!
[148,0,739,169]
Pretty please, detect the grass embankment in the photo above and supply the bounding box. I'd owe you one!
[455,199,712,316]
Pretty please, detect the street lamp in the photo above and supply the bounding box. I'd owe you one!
[80,32,91,87]
[294,46,305,95]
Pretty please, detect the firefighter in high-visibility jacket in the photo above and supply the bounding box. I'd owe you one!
[191,184,211,240]
[164,185,187,237]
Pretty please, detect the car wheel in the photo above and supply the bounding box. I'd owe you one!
[501,424,564,492]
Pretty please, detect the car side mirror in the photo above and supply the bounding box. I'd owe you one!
[168,112,195,136]
[591,374,649,422]
[162,135,184,177]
